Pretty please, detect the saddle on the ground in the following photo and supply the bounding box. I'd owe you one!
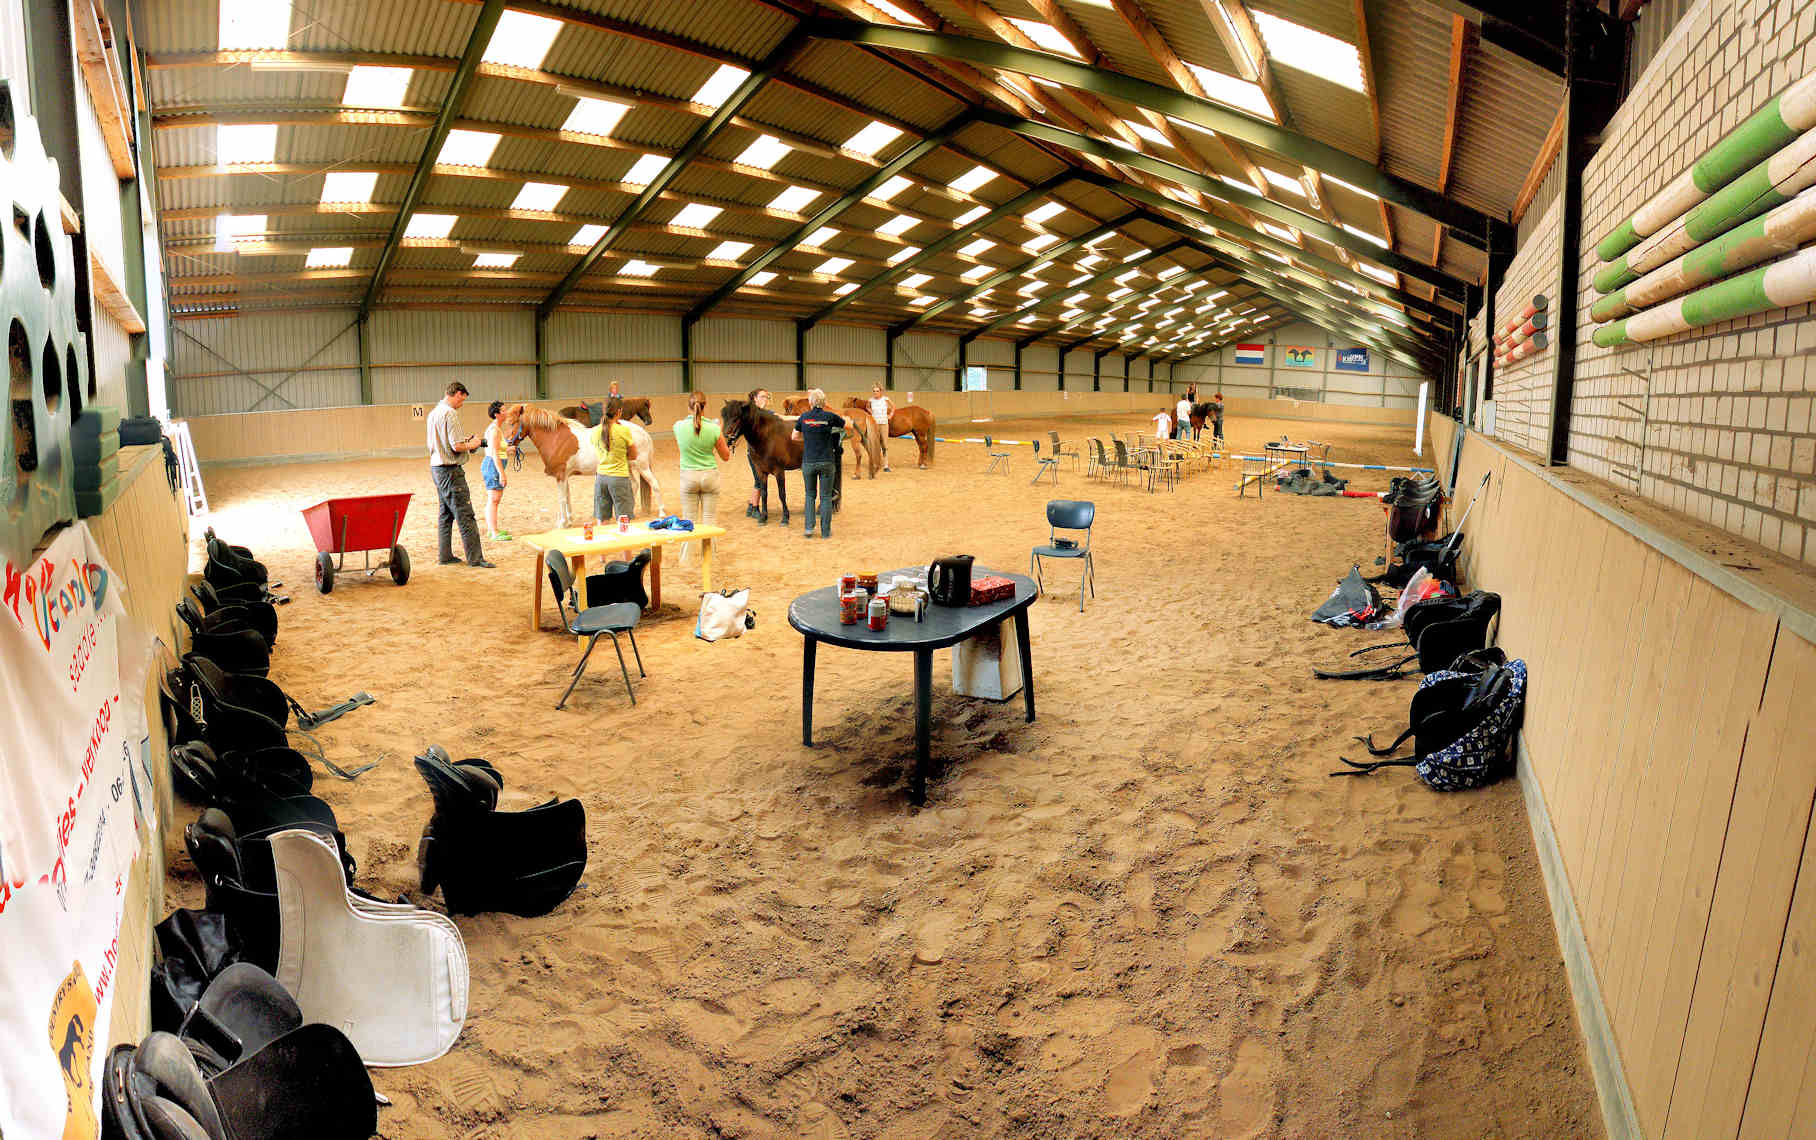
[413,746,588,917]
[185,808,353,974]
[152,908,246,1037]
[204,529,275,588]
[1314,591,1502,680]
[1383,475,1445,543]
[1331,652,1527,789]
[162,656,376,780]
[1368,535,1462,589]
[176,600,272,677]
[168,741,313,810]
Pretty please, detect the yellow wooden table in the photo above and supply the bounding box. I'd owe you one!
[522,523,727,632]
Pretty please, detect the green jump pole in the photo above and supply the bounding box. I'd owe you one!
[1594,128,1816,293]
[1595,72,1816,263]
[1592,186,1816,321]
[1593,244,1816,347]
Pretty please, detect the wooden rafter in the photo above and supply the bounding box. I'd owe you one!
[1437,15,1472,195]
[1513,100,1567,224]
[1112,0,1265,193]
[72,0,135,177]
[1350,0,1383,159]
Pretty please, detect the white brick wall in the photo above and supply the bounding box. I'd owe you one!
[1492,190,1564,457]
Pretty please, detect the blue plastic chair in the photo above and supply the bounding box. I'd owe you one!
[1030,500,1096,611]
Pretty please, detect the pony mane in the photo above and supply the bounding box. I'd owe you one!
[517,405,569,431]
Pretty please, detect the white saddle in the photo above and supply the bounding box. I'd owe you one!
[269,828,469,1066]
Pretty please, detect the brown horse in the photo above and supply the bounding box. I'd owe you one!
[720,399,842,525]
[844,399,935,467]
[558,397,653,426]
[777,397,879,478]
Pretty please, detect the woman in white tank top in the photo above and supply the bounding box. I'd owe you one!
[867,384,895,472]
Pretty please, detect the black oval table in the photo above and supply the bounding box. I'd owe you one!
[788,569,1037,804]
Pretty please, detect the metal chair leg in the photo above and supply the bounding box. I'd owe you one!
[558,634,600,709]
[627,628,645,677]
[609,634,636,705]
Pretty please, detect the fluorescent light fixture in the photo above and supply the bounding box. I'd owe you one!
[948,166,995,194]
[769,185,820,213]
[1022,233,1059,253]
[562,97,630,137]
[404,213,458,240]
[483,10,563,69]
[953,206,989,226]
[869,176,913,203]
[1123,119,1170,147]
[901,273,932,289]
[437,129,500,167]
[1025,201,1065,226]
[619,259,660,277]
[887,246,919,265]
[815,257,854,275]
[217,123,277,165]
[320,171,378,203]
[1256,222,1301,244]
[1259,248,1291,263]
[1260,167,1306,197]
[213,213,266,250]
[825,282,855,296]
[473,252,520,268]
[1340,223,1389,248]
[1357,262,1397,286]
[1251,12,1365,92]
[342,65,411,108]
[748,271,778,286]
[511,181,567,212]
[877,214,918,237]
[569,224,606,246]
[707,240,753,261]
[959,238,995,258]
[805,226,840,247]
[669,203,723,229]
[736,134,791,170]
[910,295,937,307]
[693,64,750,108]
[845,121,903,157]
[622,154,669,186]
[219,1,291,49]
[961,264,993,281]
[1182,64,1276,120]
[868,0,927,26]
[1005,18,1082,58]
[305,246,352,268]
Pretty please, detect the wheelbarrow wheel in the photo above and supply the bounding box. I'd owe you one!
[390,546,411,585]
[315,552,335,594]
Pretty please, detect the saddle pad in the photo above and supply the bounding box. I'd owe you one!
[269,829,468,1066]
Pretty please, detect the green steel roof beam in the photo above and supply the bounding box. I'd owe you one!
[811,18,1497,242]
[800,174,1071,329]
[1197,246,1440,356]
[967,241,1189,341]
[992,117,1470,295]
[541,25,813,317]
[896,210,1141,333]
[360,0,506,316]
[687,113,970,322]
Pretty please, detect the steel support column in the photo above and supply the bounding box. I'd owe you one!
[954,337,967,392]
[885,328,898,390]
[1094,347,1109,392]
[795,319,806,391]
[680,315,693,394]
[1013,342,1022,390]
[535,311,550,399]
[358,313,373,405]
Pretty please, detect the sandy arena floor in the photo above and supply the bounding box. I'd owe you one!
[169,410,1602,1139]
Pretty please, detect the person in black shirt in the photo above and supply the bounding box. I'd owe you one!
[791,388,844,539]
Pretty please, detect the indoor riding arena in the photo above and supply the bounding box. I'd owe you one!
[7,1,1816,1138]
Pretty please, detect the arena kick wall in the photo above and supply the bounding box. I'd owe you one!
[1430,413,1816,1140]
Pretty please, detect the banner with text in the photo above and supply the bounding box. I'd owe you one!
[1335,347,1371,372]
[0,522,139,1140]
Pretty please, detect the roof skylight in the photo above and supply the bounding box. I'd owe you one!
[707,240,753,261]
[1256,222,1301,245]
[1059,308,1083,320]
[886,246,919,265]
[1107,287,1132,300]
[1017,281,1046,297]
[304,246,352,268]
[217,123,277,165]
[622,154,669,186]
[1157,265,1184,280]
[1123,119,1170,147]
[901,273,932,289]
[867,0,928,27]
[213,213,266,251]
[948,166,996,195]
[953,206,989,226]
[692,64,750,109]
[1181,65,1276,120]
[437,129,500,167]
[959,238,995,258]
[805,226,840,247]
[569,224,607,247]
[736,134,791,170]
[770,186,820,213]
[483,10,563,70]
[1259,167,1307,197]
[845,120,903,157]
[748,271,778,286]
[960,264,993,281]
[619,259,660,277]
[319,171,377,203]
[473,252,520,268]
[877,214,918,237]
[511,182,567,212]
[910,295,938,307]
[1005,18,1082,58]
[219,1,291,49]
[1025,201,1065,226]
[1325,174,1381,200]
[870,176,914,203]
[835,283,859,295]
[563,97,630,137]
[1077,254,1103,269]
[404,213,458,240]
[1251,12,1365,92]
[815,257,854,276]
[1023,234,1060,253]
[670,203,723,229]
[1340,223,1389,248]
[342,66,411,109]
[1356,262,1397,286]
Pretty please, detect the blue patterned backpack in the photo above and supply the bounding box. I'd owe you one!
[1331,652,1526,790]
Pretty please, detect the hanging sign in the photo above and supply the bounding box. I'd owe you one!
[0,521,139,1140]
[1281,346,1318,368]
[1335,348,1371,372]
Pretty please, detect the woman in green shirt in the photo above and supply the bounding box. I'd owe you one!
[591,396,639,523]
[674,390,731,564]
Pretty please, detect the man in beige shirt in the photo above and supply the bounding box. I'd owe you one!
[426,381,492,567]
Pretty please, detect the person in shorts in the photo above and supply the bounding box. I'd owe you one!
[481,400,511,542]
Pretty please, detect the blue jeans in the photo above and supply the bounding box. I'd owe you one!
[801,460,836,536]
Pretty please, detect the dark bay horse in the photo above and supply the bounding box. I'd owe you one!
[720,400,842,525]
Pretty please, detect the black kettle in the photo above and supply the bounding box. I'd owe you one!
[928,555,974,606]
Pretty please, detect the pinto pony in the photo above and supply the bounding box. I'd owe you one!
[499,404,663,527]
[842,399,934,467]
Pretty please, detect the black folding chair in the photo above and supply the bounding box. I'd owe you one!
[545,550,644,708]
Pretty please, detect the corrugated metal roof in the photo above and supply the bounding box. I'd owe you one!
[1448,42,1562,219]
[1368,0,1448,192]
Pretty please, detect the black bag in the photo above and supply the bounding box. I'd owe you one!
[1314,591,1500,680]
[120,415,164,446]
[1331,654,1527,789]
[1368,536,1461,588]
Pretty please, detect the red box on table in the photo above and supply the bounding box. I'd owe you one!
[969,575,1015,605]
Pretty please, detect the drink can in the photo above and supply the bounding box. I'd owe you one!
[839,574,857,593]
[582,523,594,540]
[867,595,889,632]
[618,515,629,533]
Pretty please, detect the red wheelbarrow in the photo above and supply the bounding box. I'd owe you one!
[302,493,412,594]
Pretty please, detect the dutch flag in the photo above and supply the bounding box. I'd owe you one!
[1235,343,1265,365]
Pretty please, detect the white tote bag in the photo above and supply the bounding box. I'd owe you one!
[695,589,751,641]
